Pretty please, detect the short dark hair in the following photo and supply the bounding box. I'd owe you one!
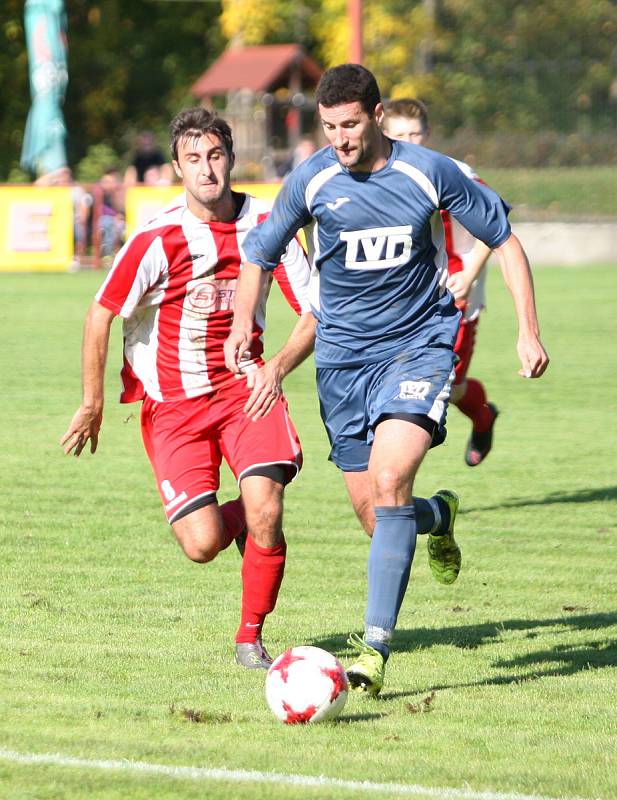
[170,108,234,161]
[316,64,381,115]
[384,98,429,131]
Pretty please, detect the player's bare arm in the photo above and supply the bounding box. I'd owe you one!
[446,240,492,302]
[224,261,266,373]
[60,300,115,456]
[243,312,316,420]
[493,233,549,379]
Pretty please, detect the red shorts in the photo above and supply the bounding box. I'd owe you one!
[453,317,478,385]
[141,379,302,523]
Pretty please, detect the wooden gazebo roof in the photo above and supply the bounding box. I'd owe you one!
[191,44,323,99]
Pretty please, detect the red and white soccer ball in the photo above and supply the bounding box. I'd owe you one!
[265,645,349,724]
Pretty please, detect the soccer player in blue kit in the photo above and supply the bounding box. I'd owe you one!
[225,64,549,695]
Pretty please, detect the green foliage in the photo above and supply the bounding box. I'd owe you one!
[221,0,317,48]
[64,2,224,165]
[312,0,617,137]
[433,0,617,134]
[313,0,438,100]
[75,142,122,183]
[1,1,616,180]
[0,1,224,180]
[432,129,617,169]
[0,266,616,798]
[0,1,32,180]
[310,0,347,67]
[6,166,30,184]
[479,167,617,219]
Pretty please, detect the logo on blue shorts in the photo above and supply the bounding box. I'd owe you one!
[398,380,430,400]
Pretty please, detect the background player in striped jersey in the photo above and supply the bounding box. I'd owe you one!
[226,64,548,695]
[61,108,316,669]
[383,98,498,466]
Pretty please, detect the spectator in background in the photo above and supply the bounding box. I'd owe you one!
[277,137,318,178]
[124,130,173,186]
[143,163,172,186]
[96,165,125,266]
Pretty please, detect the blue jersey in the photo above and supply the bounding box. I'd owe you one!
[243,139,511,368]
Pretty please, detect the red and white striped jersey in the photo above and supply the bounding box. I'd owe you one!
[441,158,488,321]
[96,193,311,403]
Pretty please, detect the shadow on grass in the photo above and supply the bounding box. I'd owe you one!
[462,485,617,514]
[387,639,617,699]
[310,611,617,700]
[337,712,385,723]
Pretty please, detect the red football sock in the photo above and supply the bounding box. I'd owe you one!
[236,536,286,644]
[455,378,494,432]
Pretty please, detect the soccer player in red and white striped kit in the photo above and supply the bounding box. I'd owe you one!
[384,99,499,466]
[61,108,315,669]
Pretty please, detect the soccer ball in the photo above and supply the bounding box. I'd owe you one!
[265,645,349,724]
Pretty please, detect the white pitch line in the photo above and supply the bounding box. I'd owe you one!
[0,748,597,800]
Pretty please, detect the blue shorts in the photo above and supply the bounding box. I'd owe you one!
[317,346,456,472]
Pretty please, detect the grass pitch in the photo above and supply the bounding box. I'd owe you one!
[481,167,617,220]
[0,264,616,800]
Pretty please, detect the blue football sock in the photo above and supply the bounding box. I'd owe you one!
[365,504,417,637]
[414,496,441,534]
[413,495,450,534]
[365,640,390,661]
[365,624,392,661]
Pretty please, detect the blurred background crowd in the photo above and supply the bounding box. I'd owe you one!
[1,0,616,267]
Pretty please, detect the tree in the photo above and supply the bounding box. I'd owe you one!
[0,1,33,180]
[435,0,617,133]
[64,1,224,166]
[311,0,617,135]
[0,0,225,180]
[221,0,315,47]
[311,0,442,99]
[2,0,615,180]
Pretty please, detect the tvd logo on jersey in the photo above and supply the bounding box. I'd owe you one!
[399,380,430,401]
[340,225,412,271]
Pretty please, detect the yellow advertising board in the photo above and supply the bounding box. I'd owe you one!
[0,182,285,272]
[124,186,184,235]
[0,186,74,272]
[232,182,281,203]
[124,182,282,237]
